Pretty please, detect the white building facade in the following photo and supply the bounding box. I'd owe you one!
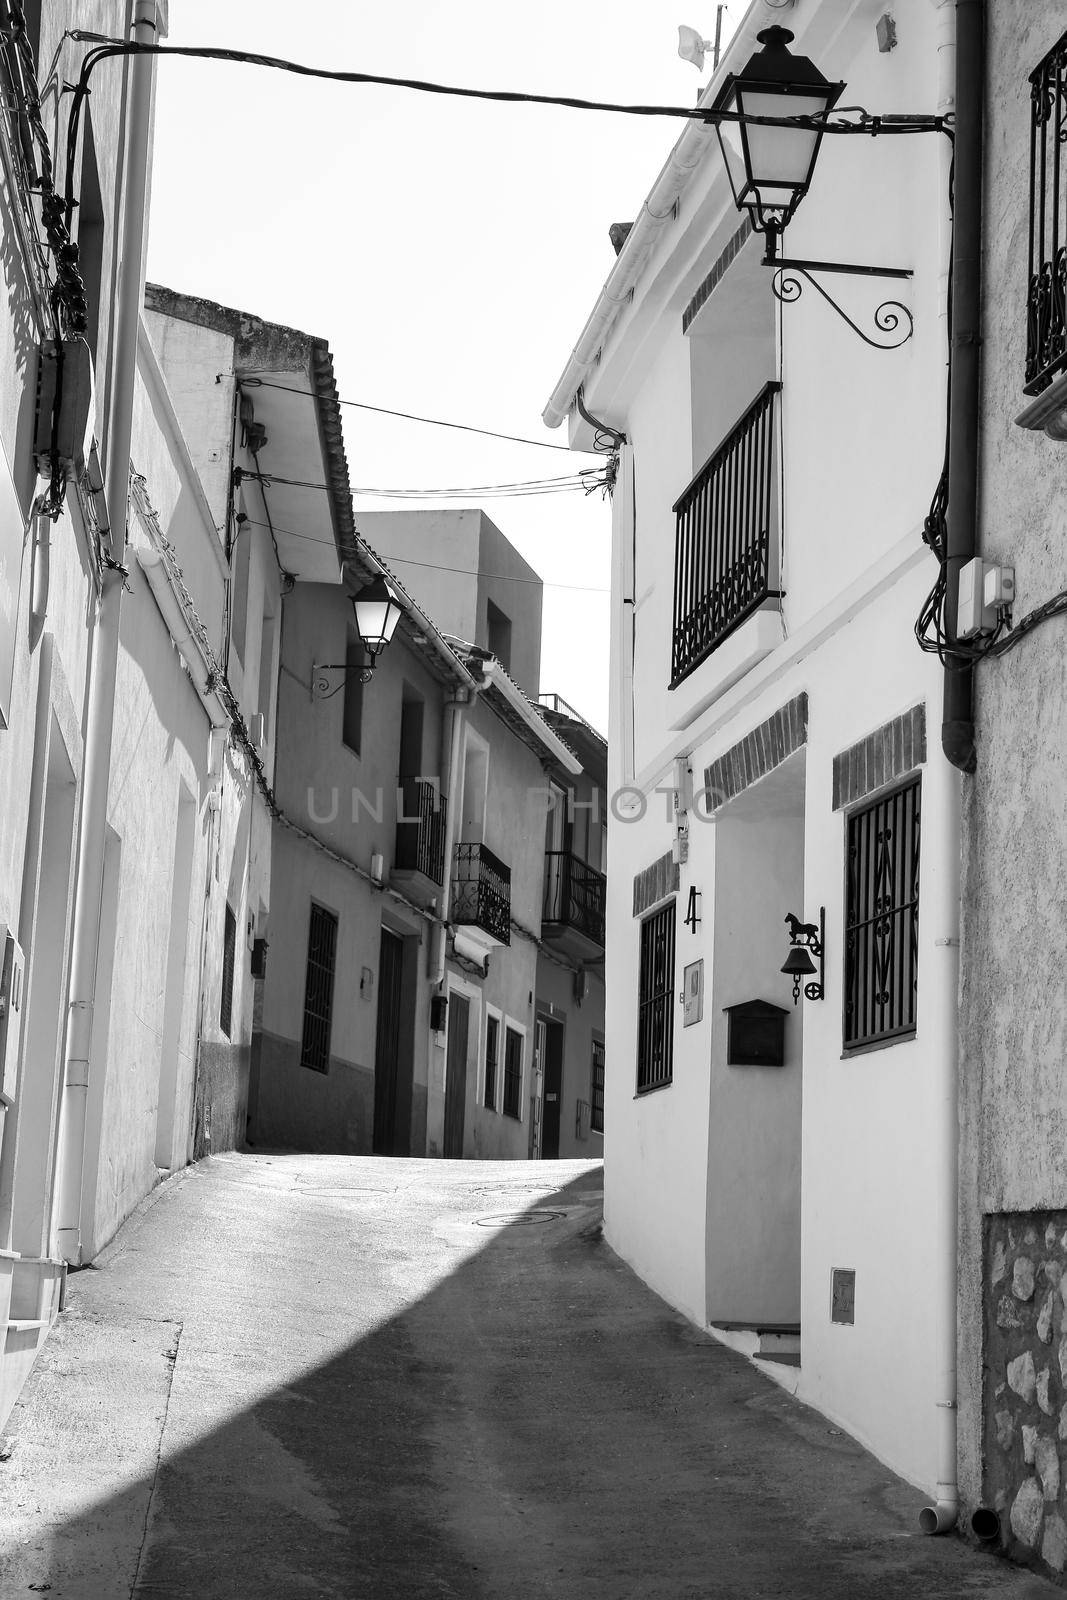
[544,0,961,1504]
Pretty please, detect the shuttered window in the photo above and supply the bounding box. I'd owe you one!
[502,1026,523,1119]
[300,903,338,1073]
[484,1013,500,1110]
[637,902,675,1092]
[591,1037,605,1133]
[220,903,236,1038]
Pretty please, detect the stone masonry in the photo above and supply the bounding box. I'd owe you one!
[984,1212,1067,1579]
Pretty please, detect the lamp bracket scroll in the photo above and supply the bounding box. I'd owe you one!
[770,260,914,351]
[781,906,825,1006]
[311,660,372,700]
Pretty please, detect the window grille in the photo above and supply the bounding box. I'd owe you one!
[671,382,781,686]
[844,777,921,1050]
[590,1037,605,1132]
[1026,31,1067,395]
[484,1013,499,1110]
[637,902,675,1092]
[220,902,236,1038]
[502,1026,523,1119]
[300,902,338,1073]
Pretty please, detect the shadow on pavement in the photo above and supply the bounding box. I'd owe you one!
[0,1157,1054,1600]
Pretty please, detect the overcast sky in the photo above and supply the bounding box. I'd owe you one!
[146,2,741,731]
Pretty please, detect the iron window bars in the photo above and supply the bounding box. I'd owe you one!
[220,902,236,1038]
[502,1026,523,1119]
[591,1037,605,1132]
[1026,29,1067,395]
[843,776,921,1050]
[484,1012,499,1110]
[451,841,511,945]
[671,381,782,687]
[637,900,676,1092]
[542,850,607,945]
[300,902,338,1073]
[395,780,448,884]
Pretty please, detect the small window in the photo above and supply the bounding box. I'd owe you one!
[220,903,237,1038]
[484,1013,499,1110]
[502,1025,523,1119]
[843,776,921,1050]
[486,600,512,673]
[1025,32,1067,395]
[590,1037,605,1133]
[342,630,365,755]
[300,903,338,1072]
[637,901,675,1092]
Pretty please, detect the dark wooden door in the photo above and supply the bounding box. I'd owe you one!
[443,994,469,1158]
[541,1020,564,1159]
[373,929,404,1154]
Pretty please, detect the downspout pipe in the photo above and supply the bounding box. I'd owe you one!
[941,0,984,774]
[54,0,158,1265]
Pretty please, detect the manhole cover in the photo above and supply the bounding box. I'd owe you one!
[473,1209,566,1229]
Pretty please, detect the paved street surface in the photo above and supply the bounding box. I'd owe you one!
[0,1153,1056,1598]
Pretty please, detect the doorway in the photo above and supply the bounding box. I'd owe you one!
[443,993,470,1158]
[540,1017,565,1160]
[373,927,405,1154]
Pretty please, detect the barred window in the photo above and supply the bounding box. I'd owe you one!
[591,1037,605,1133]
[220,902,236,1038]
[484,1013,499,1111]
[502,1026,523,1119]
[637,902,675,1092]
[844,777,921,1050]
[301,903,338,1073]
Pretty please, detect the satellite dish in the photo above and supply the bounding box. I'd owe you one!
[678,24,713,71]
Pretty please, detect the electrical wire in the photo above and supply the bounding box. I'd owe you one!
[240,519,609,592]
[65,33,954,140]
[237,377,599,454]
[233,466,607,498]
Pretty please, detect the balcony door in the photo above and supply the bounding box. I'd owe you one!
[443,992,469,1158]
[373,927,404,1155]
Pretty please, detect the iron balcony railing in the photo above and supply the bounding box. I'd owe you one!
[451,841,511,945]
[394,780,447,885]
[542,850,606,946]
[1026,30,1067,395]
[671,380,782,687]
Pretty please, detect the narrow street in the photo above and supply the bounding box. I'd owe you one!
[0,1153,1054,1599]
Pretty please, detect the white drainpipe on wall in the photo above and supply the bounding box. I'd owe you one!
[54,0,159,1265]
[918,0,960,1538]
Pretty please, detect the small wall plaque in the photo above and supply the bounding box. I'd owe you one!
[682,960,703,1027]
[831,1268,856,1325]
[724,999,788,1066]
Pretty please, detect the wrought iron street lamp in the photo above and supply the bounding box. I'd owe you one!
[312,575,403,698]
[711,26,926,349]
[351,575,403,672]
[712,26,844,260]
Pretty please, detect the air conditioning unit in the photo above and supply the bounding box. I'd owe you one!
[34,340,95,474]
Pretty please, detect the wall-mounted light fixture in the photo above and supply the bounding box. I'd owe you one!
[313,575,404,697]
[710,26,936,349]
[781,907,824,1005]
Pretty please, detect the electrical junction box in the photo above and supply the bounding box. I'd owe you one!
[34,339,95,475]
[958,558,1015,639]
[0,927,26,1106]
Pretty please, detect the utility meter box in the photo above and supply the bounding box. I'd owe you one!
[0,927,26,1106]
[958,558,1015,639]
[34,339,95,475]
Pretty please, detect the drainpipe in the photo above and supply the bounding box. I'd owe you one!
[941,0,984,774]
[428,690,471,988]
[54,0,158,1265]
[919,0,974,1536]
